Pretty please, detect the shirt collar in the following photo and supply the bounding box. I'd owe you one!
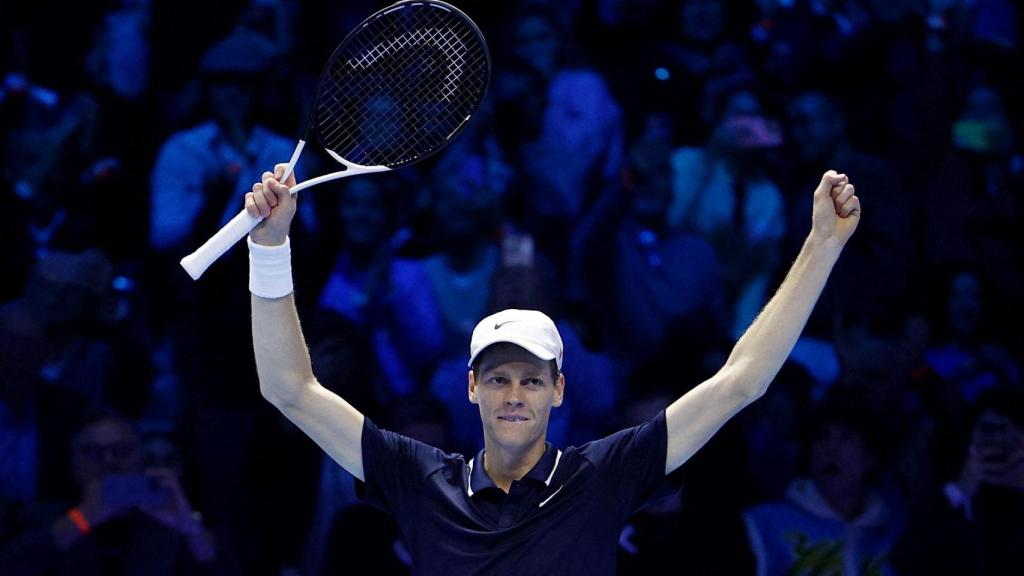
[466,443,562,498]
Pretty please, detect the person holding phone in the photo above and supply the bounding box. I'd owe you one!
[892,386,1024,575]
[0,411,229,575]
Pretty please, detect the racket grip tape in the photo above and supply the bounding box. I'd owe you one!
[180,209,263,280]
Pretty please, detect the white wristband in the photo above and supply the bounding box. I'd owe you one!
[248,236,293,298]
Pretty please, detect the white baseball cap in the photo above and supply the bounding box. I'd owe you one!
[468,309,564,370]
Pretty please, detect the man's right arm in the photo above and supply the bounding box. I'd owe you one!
[253,293,365,480]
[248,164,365,481]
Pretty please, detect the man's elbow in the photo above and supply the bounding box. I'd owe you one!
[259,377,313,410]
[260,384,285,408]
[719,361,771,403]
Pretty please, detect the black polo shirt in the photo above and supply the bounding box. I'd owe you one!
[356,410,675,575]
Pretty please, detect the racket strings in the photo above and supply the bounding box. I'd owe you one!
[315,3,488,168]
[332,19,483,160]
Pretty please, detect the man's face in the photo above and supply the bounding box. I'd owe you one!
[71,418,144,487]
[514,15,558,77]
[468,347,564,453]
[787,94,841,163]
[810,423,875,502]
[208,79,255,126]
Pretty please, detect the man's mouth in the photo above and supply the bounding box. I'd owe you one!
[497,415,529,422]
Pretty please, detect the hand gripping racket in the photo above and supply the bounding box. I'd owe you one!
[180,0,490,279]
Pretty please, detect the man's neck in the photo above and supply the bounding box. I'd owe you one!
[482,439,547,493]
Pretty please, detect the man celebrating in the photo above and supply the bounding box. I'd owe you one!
[244,165,858,574]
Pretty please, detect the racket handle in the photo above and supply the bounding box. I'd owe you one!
[180,209,262,280]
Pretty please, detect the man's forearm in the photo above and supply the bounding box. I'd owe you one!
[252,293,316,406]
[723,232,843,398]
[665,171,857,474]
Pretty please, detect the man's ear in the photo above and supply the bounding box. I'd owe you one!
[468,370,478,404]
[552,372,565,408]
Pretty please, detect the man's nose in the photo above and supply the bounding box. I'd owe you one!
[504,390,524,407]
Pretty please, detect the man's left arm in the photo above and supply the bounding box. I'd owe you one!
[665,170,860,474]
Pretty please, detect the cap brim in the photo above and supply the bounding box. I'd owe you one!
[467,337,557,369]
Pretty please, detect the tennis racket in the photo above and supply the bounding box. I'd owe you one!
[180,0,490,279]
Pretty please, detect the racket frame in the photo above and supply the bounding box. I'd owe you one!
[180,0,489,280]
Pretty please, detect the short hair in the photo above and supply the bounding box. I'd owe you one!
[806,387,887,461]
[71,404,136,439]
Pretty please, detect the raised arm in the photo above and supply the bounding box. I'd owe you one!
[248,165,365,480]
[664,170,860,474]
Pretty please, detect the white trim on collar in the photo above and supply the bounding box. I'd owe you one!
[465,449,564,497]
[544,450,563,486]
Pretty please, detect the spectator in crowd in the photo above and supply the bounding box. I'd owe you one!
[316,177,405,326]
[892,386,1024,575]
[573,134,725,372]
[0,250,117,407]
[149,28,292,253]
[669,88,782,338]
[86,0,152,103]
[786,90,913,321]
[0,410,229,575]
[0,71,100,268]
[925,85,1023,326]
[743,389,903,576]
[490,4,577,173]
[924,267,1019,403]
[0,249,151,508]
[520,68,625,266]
[646,0,753,145]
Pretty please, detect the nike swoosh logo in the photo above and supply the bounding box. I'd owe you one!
[494,320,521,330]
[538,485,564,508]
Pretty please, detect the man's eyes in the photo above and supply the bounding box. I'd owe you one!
[486,377,544,386]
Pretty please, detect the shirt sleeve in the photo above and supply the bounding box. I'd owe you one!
[577,410,677,518]
[355,417,448,515]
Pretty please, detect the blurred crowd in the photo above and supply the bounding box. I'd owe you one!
[1,0,1022,574]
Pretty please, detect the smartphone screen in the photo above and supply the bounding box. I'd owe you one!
[102,474,170,508]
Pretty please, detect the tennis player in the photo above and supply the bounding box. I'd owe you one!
[244,164,859,574]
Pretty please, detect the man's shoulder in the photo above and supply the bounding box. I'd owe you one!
[567,410,668,467]
[363,416,465,481]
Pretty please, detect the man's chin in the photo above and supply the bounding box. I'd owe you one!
[491,423,539,444]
